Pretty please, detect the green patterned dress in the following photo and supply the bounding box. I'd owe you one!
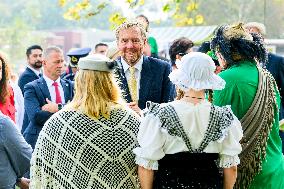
[213,61,284,189]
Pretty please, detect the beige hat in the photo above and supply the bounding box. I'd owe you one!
[78,54,115,72]
[106,43,120,60]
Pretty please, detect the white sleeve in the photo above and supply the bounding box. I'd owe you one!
[10,83,24,131]
[219,115,243,168]
[133,114,166,170]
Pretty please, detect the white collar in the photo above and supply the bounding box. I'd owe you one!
[121,56,143,72]
[43,74,61,87]
[27,65,41,76]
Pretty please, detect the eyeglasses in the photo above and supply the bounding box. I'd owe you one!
[178,52,189,56]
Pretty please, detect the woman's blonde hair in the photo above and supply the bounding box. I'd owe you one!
[66,69,123,119]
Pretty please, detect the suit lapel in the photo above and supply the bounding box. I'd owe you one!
[115,59,132,102]
[38,77,51,100]
[139,56,152,107]
[27,67,39,79]
[60,79,71,103]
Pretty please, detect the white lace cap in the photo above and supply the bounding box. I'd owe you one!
[169,52,225,91]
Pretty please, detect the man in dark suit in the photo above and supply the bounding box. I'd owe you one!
[23,46,74,149]
[18,45,43,133]
[267,53,284,118]
[114,21,175,114]
[18,45,43,94]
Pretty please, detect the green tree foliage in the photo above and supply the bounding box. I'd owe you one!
[0,0,283,70]
[58,0,284,38]
[0,0,44,69]
[59,0,203,28]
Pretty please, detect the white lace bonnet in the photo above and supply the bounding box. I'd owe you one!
[169,52,225,91]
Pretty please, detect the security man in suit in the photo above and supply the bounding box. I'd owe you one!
[23,46,74,149]
[61,47,91,82]
[18,45,43,95]
[18,45,43,133]
[114,21,175,115]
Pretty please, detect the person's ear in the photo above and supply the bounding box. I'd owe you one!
[42,60,47,66]
[143,37,147,46]
[176,54,182,60]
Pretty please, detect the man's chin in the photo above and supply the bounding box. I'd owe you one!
[33,64,42,69]
[124,56,141,65]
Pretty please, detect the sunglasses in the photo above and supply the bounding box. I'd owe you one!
[178,52,189,56]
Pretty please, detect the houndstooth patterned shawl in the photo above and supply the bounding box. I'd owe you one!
[30,108,140,189]
[145,101,234,153]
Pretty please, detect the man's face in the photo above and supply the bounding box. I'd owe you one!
[247,27,260,34]
[43,51,64,80]
[136,17,148,31]
[216,52,227,69]
[27,49,43,69]
[246,26,264,41]
[117,26,146,66]
[95,45,108,55]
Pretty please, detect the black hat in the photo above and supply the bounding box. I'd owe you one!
[67,47,91,67]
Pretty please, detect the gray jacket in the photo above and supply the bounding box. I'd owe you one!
[0,113,32,189]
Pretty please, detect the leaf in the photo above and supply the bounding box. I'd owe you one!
[125,0,134,4]
[78,1,90,10]
[195,14,204,24]
[138,0,145,5]
[58,0,67,7]
[186,2,198,12]
[63,6,81,20]
[109,12,127,30]
[85,11,99,18]
[97,2,108,10]
[163,3,171,12]
[186,18,193,25]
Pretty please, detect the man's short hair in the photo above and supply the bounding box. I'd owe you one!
[26,45,43,57]
[43,46,63,59]
[136,14,149,32]
[95,43,108,50]
[169,37,194,64]
[115,20,147,41]
[244,22,266,36]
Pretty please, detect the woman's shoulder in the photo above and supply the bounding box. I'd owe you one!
[0,113,13,128]
[144,101,175,116]
[112,105,139,117]
[210,104,235,119]
[209,105,240,133]
[219,63,258,82]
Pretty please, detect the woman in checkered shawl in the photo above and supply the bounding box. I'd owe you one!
[30,54,141,189]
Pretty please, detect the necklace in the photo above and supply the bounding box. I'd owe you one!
[184,95,205,100]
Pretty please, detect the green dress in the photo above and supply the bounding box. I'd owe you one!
[213,61,284,189]
[148,36,158,56]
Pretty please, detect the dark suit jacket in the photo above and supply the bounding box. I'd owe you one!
[23,77,74,149]
[267,53,284,119]
[115,56,175,109]
[18,67,39,95]
[18,67,40,134]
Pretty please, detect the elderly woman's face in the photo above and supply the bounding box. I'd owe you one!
[216,52,227,69]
